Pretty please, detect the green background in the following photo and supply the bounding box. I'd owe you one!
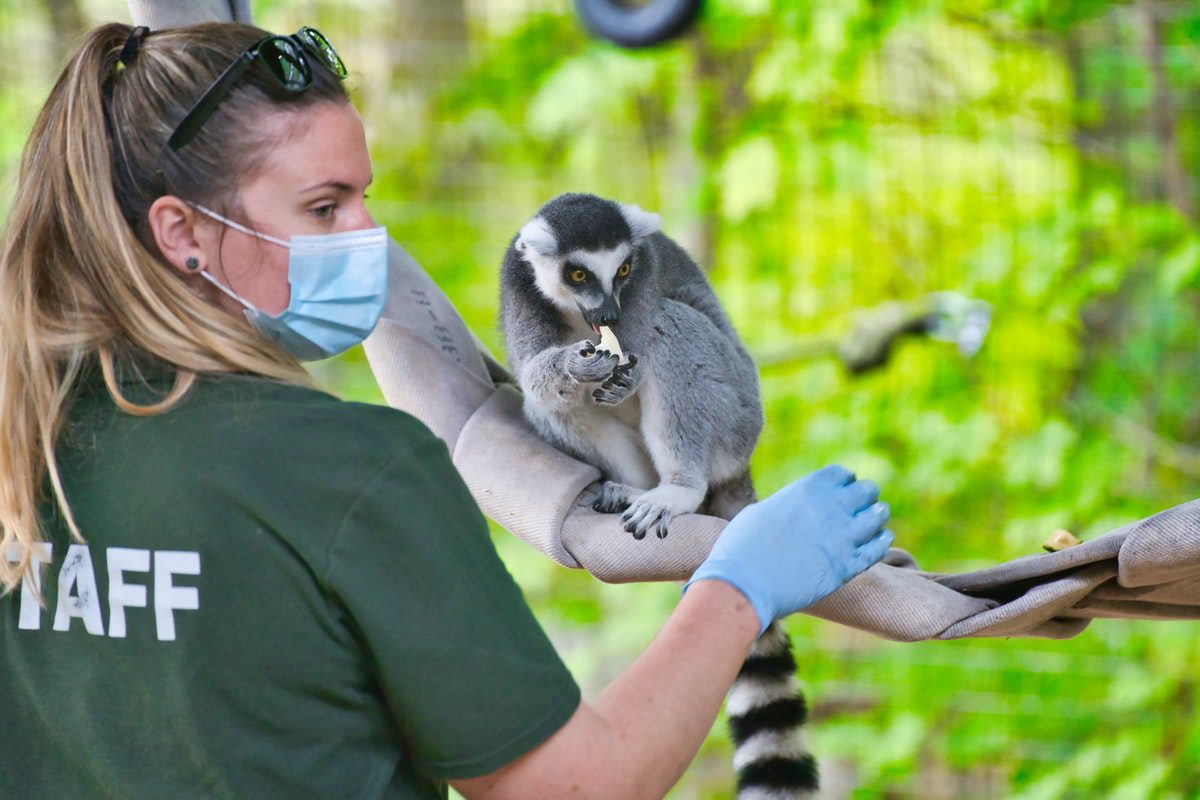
[4,0,1200,796]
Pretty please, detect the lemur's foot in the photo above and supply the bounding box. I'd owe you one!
[622,484,706,540]
[592,480,640,514]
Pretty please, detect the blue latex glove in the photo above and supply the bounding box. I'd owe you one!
[684,464,893,634]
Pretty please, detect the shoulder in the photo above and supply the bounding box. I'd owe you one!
[190,373,414,426]
[165,373,451,480]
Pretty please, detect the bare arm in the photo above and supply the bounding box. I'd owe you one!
[452,465,894,798]
[450,579,759,800]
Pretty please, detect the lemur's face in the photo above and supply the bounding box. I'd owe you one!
[521,236,635,331]
[515,198,660,332]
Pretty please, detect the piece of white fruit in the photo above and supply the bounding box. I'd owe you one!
[595,325,627,363]
[1043,528,1082,552]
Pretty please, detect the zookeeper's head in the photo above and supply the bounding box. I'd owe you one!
[0,22,384,592]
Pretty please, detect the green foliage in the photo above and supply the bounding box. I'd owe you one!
[4,0,1200,796]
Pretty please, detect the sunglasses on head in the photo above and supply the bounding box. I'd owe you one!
[167,27,347,152]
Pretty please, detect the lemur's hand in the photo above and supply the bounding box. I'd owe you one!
[592,354,640,405]
[565,340,619,383]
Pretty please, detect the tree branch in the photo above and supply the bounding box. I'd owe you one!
[754,294,990,374]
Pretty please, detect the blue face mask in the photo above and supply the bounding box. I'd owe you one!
[191,203,389,362]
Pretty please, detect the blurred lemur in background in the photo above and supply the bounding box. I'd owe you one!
[500,192,818,799]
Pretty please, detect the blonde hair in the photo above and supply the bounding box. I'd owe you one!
[0,22,350,593]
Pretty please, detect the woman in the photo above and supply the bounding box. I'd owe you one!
[0,22,892,798]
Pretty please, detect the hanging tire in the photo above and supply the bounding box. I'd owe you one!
[574,0,704,48]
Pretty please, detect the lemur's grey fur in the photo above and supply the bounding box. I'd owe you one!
[500,192,763,539]
[500,193,818,799]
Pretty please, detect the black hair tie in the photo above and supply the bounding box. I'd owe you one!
[118,26,150,69]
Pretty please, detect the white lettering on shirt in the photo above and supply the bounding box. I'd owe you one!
[107,548,150,638]
[5,541,53,630]
[6,544,201,641]
[53,544,105,636]
[154,550,201,642]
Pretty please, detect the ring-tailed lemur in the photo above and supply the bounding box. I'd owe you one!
[500,192,818,799]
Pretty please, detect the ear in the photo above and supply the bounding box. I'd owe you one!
[516,216,558,258]
[619,203,661,240]
[147,195,214,277]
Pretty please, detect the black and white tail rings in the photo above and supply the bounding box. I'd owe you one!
[728,622,818,800]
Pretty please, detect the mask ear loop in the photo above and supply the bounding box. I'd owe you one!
[190,202,291,248]
[187,202,289,311]
[197,269,259,311]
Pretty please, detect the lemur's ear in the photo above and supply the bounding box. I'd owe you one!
[517,217,557,257]
[619,203,661,240]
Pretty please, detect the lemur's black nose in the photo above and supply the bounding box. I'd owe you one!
[595,295,621,327]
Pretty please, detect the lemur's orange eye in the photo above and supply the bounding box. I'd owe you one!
[617,260,631,278]
[569,269,588,284]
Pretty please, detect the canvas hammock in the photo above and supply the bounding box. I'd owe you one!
[362,242,1200,641]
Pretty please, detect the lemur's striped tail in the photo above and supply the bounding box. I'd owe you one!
[727,621,817,799]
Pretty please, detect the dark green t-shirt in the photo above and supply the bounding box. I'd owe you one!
[0,363,580,798]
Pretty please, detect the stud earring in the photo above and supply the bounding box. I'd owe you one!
[185,256,201,271]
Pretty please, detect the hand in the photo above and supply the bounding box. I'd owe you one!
[592,354,640,405]
[683,464,893,634]
[565,341,619,383]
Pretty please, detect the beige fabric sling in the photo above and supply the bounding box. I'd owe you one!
[362,244,1200,641]
[126,0,252,28]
